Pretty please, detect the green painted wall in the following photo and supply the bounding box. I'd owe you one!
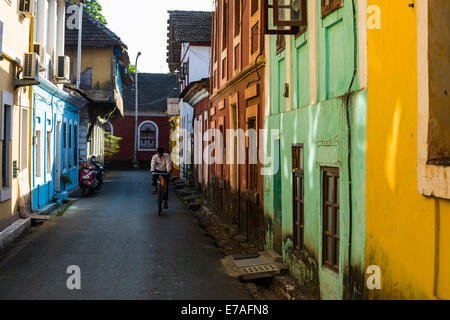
[317,1,360,101]
[264,0,366,299]
[293,34,310,108]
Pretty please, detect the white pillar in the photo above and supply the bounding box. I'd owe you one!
[56,0,66,57]
[47,0,57,56]
[37,0,49,47]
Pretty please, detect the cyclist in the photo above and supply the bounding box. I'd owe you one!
[150,147,172,209]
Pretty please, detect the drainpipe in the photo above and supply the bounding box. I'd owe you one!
[346,0,358,300]
[76,3,83,89]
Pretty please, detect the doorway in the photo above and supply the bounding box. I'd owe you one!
[273,139,283,254]
[55,119,61,192]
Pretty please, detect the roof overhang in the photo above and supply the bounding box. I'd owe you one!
[180,78,210,107]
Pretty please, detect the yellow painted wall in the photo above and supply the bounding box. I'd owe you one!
[0,1,32,223]
[66,47,113,90]
[366,0,450,299]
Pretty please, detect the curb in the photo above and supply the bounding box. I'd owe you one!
[0,218,31,255]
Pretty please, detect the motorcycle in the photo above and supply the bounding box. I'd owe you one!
[90,156,104,188]
[79,157,104,197]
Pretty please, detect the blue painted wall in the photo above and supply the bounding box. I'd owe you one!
[32,85,80,210]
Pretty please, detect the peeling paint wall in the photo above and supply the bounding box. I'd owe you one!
[264,0,367,299]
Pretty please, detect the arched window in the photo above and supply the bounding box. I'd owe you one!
[138,121,159,151]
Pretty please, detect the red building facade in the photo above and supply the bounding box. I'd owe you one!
[209,0,266,249]
[108,73,179,169]
[110,116,170,169]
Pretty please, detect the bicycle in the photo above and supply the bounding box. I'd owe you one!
[152,172,169,216]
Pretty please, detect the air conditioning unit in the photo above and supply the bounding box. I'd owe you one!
[23,52,40,80]
[19,0,35,18]
[33,43,48,71]
[55,56,70,82]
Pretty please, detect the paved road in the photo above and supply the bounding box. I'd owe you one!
[0,171,252,300]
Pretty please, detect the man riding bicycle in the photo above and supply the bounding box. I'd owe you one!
[150,147,172,209]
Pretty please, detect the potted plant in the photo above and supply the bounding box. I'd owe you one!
[60,174,72,191]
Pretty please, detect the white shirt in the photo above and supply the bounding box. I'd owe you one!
[151,153,172,173]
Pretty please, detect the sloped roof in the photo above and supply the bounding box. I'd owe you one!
[180,78,209,100]
[167,10,212,72]
[65,1,127,49]
[123,73,180,113]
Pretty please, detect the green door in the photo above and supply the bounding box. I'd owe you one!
[273,139,283,254]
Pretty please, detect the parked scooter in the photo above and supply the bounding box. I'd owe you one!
[79,157,104,197]
[90,156,104,189]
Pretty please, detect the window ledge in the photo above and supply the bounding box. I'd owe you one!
[427,158,450,166]
[418,163,450,200]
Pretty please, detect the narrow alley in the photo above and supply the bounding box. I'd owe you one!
[0,171,251,300]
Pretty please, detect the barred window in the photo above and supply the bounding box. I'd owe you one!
[322,167,340,271]
[292,145,304,254]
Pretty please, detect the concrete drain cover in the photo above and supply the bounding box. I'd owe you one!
[238,264,280,280]
[234,256,280,280]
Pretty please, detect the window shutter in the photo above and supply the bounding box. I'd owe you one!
[263,0,303,35]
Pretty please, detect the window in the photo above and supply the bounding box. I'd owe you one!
[292,145,304,254]
[234,43,240,71]
[251,22,259,54]
[321,0,343,18]
[69,123,72,168]
[234,0,241,37]
[264,0,307,35]
[222,57,227,79]
[214,11,219,63]
[46,131,52,175]
[80,68,93,90]
[36,130,42,178]
[138,121,158,151]
[74,124,78,166]
[247,117,258,190]
[1,93,12,188]
[274,0,307,26]
[222,0,228,50]
[220,124,226,178]
[63,121,67,170]
[183,62,189,84]
[21,108,29,171]
[251,0,259,16]
[322,167,340,272]
[417,0,450,199]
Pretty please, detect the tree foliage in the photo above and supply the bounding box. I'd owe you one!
[104,133,122,165]
[70,0,108,25]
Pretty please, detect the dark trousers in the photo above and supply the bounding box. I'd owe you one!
[152,170,169,201]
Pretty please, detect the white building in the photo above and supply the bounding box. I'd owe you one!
[167,11,212,182]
